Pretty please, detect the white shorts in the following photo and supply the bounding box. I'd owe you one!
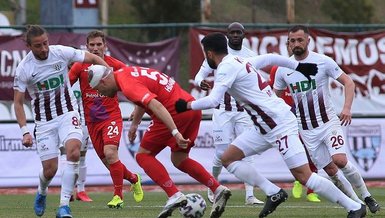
[300,117,346,170]
[212,109,253,158]
[35,111,83,161]
[232,120,308,169]
[59,125,89,152]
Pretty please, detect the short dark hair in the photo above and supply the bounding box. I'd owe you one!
[288,25,309,35]
[200,32,228,54]
[86,30,106,44]
[24,25,47,45]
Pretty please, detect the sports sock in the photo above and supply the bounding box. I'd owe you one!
[305,173,361,211]
[212,154,223,179]
[122,163,138,184]
[136,153,178,197]
[109,160,124,199]
[177,158,220,193]
[38,168,52,196]
[243,156,256,197]
[227,160,280,195]
[330,170,362,203]
[341,161,371,199]
[77,156,86,192]
[60,161,79,206]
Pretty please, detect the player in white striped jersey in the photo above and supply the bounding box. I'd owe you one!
[13,25,109,218]
[194,22,263,205]
[273,25,380,214]
[176,32,366,218]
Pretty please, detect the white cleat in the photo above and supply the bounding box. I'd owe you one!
[157,193,187,218]
[207,188,214,204]
[245,196,264,205]
[210,185,232,218]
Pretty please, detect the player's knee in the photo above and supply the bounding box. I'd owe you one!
[333,157,347,168]
[323,162,338,176]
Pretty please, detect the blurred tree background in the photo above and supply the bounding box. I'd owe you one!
[1,0,384,87]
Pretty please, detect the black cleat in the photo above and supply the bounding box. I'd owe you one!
[259,189,288,218]
[347,204,366,218]
[364,196,380,213]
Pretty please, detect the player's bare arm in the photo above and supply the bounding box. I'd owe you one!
[147,99,190,148]
[273,88,285,98]
[14,90,33,147]
[128,105,145,143]
[83,51,110,68]
[336,73,355,126]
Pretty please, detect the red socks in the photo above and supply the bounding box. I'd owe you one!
[109,161,124,198]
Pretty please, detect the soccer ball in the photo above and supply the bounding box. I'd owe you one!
[178,193,207,218]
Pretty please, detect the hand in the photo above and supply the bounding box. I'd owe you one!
[295,63,318,81]
[339,108,352,126]
[174,132,191,149]
[128,124,138,143]
[22,133,33,147]
[175,99,189,113]
[200,80,211,91]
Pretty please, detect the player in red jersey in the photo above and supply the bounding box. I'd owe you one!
[86,64,231,218]
[68,30,143,208]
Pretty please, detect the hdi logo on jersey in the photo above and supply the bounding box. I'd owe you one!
[289,79,316,93]
[347,125,381,172]
[36,74,64,91]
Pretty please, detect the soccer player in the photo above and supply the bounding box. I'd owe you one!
[269,41,320,203]
[273,25,380,213]
[86,64,231,218]
[13,25,110,218]
[194,22,263,205]
[68,30,143,208]
[176,32,367,218]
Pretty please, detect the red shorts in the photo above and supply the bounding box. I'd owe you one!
[87,116,123,159]
[141,110,202,155]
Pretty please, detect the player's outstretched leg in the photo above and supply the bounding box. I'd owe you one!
[210,185,232,218]
[258,189,288,218]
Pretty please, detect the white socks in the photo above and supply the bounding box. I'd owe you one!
[77,156,87,192]
[306,173,361,211]
[38,168,52,196]
[330,170,362,203]
[341,161,371,199]
[60,161,79,206]
[227,160,280,195]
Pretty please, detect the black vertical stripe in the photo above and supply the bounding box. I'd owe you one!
[64,85,73,112]
[249,104,277,130]
[297,93,308,130]
[235,101,244,112]
[43,91,52,121]
[244,108,267,134]
[55,87,63,117]
[306,92,319,128]
[34,93,41,121]
[224,93,232,111]
[317,89,329,124]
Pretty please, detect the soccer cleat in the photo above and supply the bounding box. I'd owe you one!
[34,192,46,217]
[207,188,214,204]
[364,196,380,213]
[210,185,232,218]
[347,204,367,218]
[107,195,124,209]
[56,205,73,218]
[245,196,264,205]
[292,181,302,199]
[76,191,93,202]
[130,174,144,202]
[158,193,187,218]
[259,189,288,218]
[306,193,321,202]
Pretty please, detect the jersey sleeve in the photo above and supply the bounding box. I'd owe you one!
[269,65,278,87]
[194,60,213,86]
[68,63,82,85]
[247,54,298,70]
[273,67,288,90]
[118,77,157,108]
[324,56,343,80]
[13,66,28,92]
[109,57,126,70]
[215,62,237,88]
[57,45,86,64]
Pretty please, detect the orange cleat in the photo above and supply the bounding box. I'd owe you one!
[76,191,93,202]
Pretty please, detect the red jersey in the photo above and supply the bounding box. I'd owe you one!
[69,56,126,123]
[114,66,194,119]
[269,65,294,107]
